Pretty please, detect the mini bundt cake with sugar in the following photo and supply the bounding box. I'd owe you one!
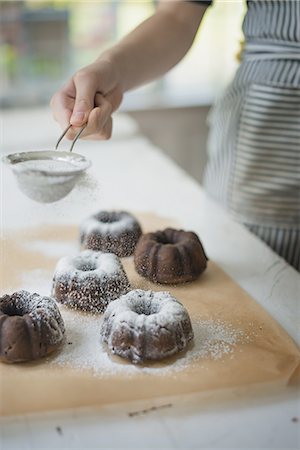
[0,290,65,363]
[101,289,194,363]
[80,210,142,257]
[134,228,208,284]
[52,249,130,313]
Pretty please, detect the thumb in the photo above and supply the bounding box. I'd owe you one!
[70,72,96,126]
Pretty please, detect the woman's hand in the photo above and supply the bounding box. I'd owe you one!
[50,59,123,140]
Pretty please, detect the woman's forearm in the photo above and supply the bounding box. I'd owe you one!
[101,1,208,93]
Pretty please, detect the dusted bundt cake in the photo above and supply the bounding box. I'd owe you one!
[134,228,208,284]
[101,289,194,364]
[52,249,130,313]
[80,210,142,257]
[0,290,65,363]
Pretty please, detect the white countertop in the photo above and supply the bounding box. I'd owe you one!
[0,108,299,450]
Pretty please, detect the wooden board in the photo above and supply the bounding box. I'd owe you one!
[1,213,299,416]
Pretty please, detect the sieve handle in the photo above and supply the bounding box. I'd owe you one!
[55,123,87,152]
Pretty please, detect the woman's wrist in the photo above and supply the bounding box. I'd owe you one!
[94,49,126,95]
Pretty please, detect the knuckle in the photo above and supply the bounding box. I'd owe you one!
[64,133,73,141]
[74,68,98,87]
[92,108,106,129]
[104,100,113,115]
[73,69,89,82]
[94,107,102,119]
[102,97,112,113]
[50,91,59,108]
[102,126,112,140]
[65,130,76,140]
[76,98,90,108]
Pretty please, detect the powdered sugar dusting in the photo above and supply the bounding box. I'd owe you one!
[48,307,245,376]
[22,240,76,258]
[79,210,142,257]
[80,211,138,236]
[52,250,130,313]
[20,269,52,297]
[9,154,92,203]
[53,250,127,280]
[0,290,65,346]
[72,172,99,201]
[101,290,194,363]
[193,318,244,361]
[14,159,79,174]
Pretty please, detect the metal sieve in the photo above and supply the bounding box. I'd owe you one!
[2,124,91,203]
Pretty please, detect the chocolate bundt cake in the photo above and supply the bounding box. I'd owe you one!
[0,290,65,363]
[134,228,208,284]
[52,249,130,313]
[80,210,142,257]
[101,289,194,364]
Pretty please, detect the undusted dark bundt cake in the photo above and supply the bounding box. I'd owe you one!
[0,290,65,363]
[52,249,130,313]
[134,228,208,284]
[101,289,194,363]
[80,210,142,257]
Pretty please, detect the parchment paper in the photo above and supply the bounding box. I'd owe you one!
[0,213,299,416]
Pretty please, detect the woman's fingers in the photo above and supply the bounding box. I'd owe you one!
[50,56,123,141]
[69,70,98,127]
[51,70,100,135]
[90,96,113,132]
[50,81,75,129]
[64,94,113,141]
[84,117,113,141]
[100,86,123,112]
[51,73,118,141]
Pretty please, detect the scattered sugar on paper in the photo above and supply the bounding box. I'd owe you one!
[13,270,247,376]
[48,308,246,376]
[22,240,77,258]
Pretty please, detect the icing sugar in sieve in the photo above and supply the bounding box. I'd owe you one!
[3,151,91,203]
[2,124,91,203]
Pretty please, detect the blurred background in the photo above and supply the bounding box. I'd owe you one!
[0,0,246,182]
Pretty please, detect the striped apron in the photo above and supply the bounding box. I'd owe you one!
[203,0,300,271]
